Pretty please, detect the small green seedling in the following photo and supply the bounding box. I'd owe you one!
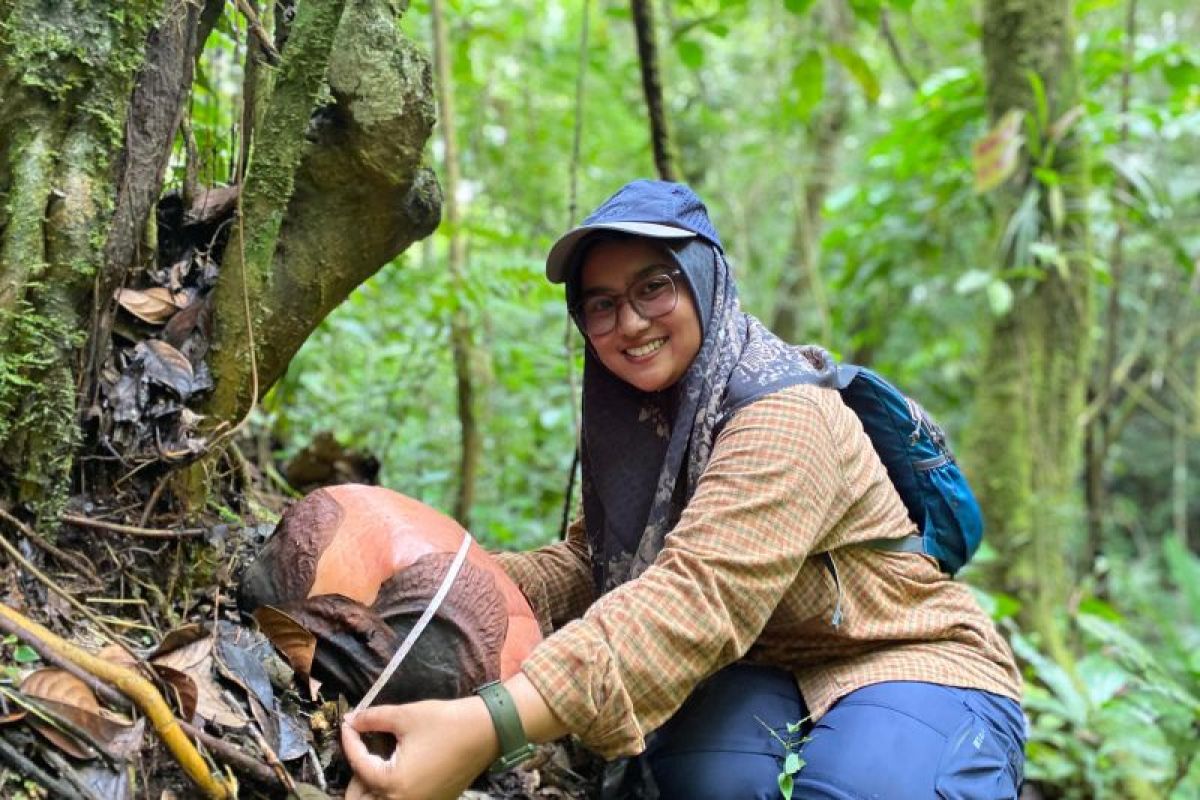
[757,716,810,800]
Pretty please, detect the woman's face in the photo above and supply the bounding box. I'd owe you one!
[579,238,702,393]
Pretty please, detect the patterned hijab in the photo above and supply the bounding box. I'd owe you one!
[566,237,838,592]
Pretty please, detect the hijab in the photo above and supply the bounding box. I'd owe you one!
[567,237,838,592]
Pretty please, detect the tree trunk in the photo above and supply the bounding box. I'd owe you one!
[431,0,483,529]
[771,0,849,345]
[969,0,1092,662]
[630,0,679,181]
[0,1,440,520]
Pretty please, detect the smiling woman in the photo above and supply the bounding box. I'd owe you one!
[575,238,701,393]
[341,180,1027,800]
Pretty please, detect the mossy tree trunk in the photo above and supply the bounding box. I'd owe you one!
[771,0,850,345]
[969,0,1092,663]
[0,0,440,523]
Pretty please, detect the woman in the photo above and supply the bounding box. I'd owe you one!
[342,180,1025,799]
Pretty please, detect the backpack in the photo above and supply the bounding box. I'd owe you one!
[834,365,984,576]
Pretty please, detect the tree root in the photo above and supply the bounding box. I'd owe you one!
[0,602,237,799]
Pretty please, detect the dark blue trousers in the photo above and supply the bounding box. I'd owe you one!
[641,662,1025,799]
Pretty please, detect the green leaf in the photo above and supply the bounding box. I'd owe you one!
[954,269,992,294]
[1026,69,1049,133]
[785,752,802,774]
[788,50,824,121]
[13,644,39,664]
[777,771,794,800]
[986,279,1014,315]
[1076,654,1129,708]
[1047,184,1065,233]
[846,0,882,25]
[676,39,704,70]
[1076,597,1122,622]
[829,44,880,104]
[783,0,817,14]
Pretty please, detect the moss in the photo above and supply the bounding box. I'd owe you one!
[0,289,81,523]
[0,0,163,139]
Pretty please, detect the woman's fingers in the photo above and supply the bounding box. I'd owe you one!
[345,705,409,736]
[341,718,401,794]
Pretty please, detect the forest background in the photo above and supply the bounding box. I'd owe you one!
[0,0,1197,798]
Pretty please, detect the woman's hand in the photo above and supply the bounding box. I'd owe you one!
[341,697,499,800]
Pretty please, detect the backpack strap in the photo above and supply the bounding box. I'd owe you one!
[863,534,926,555]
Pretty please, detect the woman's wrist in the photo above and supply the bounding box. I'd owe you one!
[504,671,570,744]
[459,695,503,773]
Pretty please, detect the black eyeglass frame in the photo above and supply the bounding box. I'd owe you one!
[571,267,686,337]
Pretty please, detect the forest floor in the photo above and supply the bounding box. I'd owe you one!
[0,442,595,800]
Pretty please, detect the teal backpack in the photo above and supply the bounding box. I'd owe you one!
[835,365,984,576]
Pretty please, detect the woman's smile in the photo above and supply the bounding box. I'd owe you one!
[579,239,702,393]
[624,337,668,359]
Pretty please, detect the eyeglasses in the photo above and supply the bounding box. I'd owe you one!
[574,268,683,337]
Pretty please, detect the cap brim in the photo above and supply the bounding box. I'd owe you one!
[545,222,697,283]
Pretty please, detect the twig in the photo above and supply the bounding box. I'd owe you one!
[0,507,146,668]
[232,692,297,792]
[139,472,172,528]
[61,513,205,539]
[0,730,82,799]
[0,612,132,712]
[879,8,920,92]
[307,746,328,792]
[0,602,236,799]
[0,508,100,584]
[179,719,286,789]
[232,0,282,64]
[41,748,111,800]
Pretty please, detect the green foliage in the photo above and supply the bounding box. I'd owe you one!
[997,539,1200,798]
[257,3,1199,792]
[757,715,808,800]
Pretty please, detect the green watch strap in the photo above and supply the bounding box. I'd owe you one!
[476,680,536,772]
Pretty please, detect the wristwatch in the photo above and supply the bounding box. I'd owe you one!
[475,680,536,772]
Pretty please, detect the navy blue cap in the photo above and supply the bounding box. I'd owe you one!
[545,180,724,283]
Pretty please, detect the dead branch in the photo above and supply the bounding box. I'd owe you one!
[0,612,131,712]
[61,512,205,539]
[0,602,236,799]
[0,730,83,799]
[0,507,146,664]
[179,720,287,789]
[232,0,282,64]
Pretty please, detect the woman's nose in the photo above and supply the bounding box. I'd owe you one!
[615,300,651,335]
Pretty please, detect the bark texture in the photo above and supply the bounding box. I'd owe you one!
[771,0,850,345]
[0,0,440,515]
[969,0,1092,659]
[431,0,482,528]
[208,0,440,422]
[0,0,167,515]
[631,0,679,182]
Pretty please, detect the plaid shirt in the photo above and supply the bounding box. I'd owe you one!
[495,385,1022,759]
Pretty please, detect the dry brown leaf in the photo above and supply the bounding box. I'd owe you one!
[116,287,178,324]
[254,606,317,680]
[22,668,101,713]
[96,644,138,669]
[151,637,245,728]
[153,623,207,657]
[151,663,198,722]
[25,696,146,761]
[141,339,195,396]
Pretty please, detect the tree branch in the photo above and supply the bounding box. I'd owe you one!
[631,0,679,181]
